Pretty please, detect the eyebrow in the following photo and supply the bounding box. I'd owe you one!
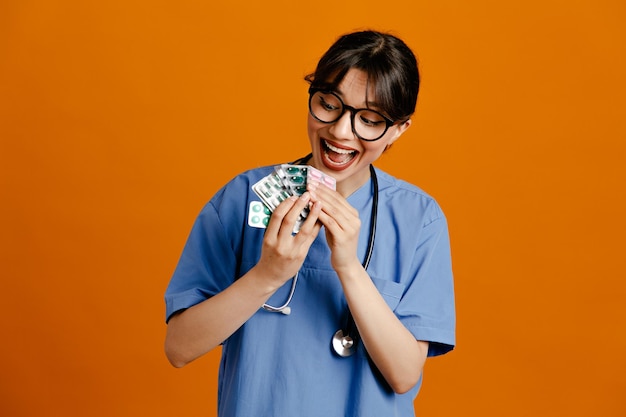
[333,87,383,110]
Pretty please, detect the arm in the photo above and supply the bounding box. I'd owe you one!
[165,193,322,367]
[336,261,428,393]
[308,181,427,394]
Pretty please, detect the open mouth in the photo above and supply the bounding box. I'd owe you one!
[321,140,358,169]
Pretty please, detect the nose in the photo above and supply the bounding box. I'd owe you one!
[328,110,355,140]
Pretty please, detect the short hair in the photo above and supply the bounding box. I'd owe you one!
[305,30,420,122]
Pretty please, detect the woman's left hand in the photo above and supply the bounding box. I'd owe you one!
[307,178,428,394]
[306,180,361,273]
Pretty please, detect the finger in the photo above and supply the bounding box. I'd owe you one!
[316,196,362,243]
[265,196,298,238]
[295,200,322,239]
[316,207,342,234]
[308,180,355,216]
[276,192,312,239]
[315,195,358,235]
[292,202,322,260]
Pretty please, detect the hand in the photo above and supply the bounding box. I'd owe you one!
[254,192,322,288]
[306,181,362,273]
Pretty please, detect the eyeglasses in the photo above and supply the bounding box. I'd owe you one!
[308,88,396,141]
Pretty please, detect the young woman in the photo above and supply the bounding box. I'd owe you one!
[164,30,455,417]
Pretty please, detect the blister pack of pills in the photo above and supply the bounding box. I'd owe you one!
[273,164,309,197]
[251,164,336,232]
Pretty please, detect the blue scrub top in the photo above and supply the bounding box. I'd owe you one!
[165,165,456,417]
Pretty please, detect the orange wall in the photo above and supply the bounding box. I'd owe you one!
[1,1,625,416]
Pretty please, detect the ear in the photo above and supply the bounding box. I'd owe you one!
[387,118,412,147]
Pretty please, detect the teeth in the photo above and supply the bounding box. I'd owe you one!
[325,141,355,154]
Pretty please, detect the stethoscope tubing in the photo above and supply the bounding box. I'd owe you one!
[261,154,379,357]
[338,163,377,356]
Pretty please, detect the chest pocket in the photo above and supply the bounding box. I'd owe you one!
[369,276,406,311]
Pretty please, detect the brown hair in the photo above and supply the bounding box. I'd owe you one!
[305,30,420,122]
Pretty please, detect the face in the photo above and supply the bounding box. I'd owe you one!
[307,68,411,196]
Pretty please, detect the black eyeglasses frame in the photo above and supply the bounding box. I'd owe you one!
[308,87,396,142]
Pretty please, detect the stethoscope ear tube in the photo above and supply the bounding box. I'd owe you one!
[332,164,378,357]
[260,153,313,316]
[262,273,298,315]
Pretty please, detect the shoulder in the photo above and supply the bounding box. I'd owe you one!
[373,167,445,226]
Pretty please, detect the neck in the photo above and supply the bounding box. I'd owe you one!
[335,165,372,198]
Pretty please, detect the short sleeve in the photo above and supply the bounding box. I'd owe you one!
[396,214,456,357]
[164,200,238,323]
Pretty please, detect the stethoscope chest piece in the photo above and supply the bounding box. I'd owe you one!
[332,329,356,357]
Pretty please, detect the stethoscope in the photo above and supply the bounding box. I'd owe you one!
[262,154,378,357]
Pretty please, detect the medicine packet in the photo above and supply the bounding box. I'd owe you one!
[251,163,336,232]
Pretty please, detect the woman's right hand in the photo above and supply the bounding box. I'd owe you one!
[254,192,322,289]
[165,192,322,368]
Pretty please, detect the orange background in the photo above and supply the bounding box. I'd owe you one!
[1,1,625,416]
